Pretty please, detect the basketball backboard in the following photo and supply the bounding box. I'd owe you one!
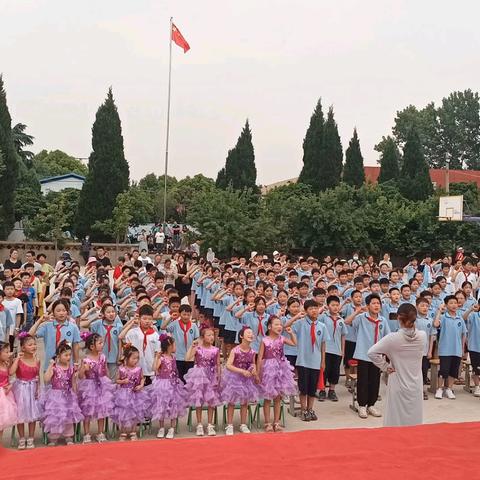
[438,195,463,221]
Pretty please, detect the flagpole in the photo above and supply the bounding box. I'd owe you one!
[163,16,173,227]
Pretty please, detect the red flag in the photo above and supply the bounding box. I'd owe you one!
[171,23,190,53]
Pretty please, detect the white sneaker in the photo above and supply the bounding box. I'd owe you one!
[358,406,368,419]
[239,424,250,434]
[435,388,444,399]
[165,428,175,439]
[473,385,480,397]
[156,428,165,438]
[367,406,382,417]
[82,434,91,444]
[17,438,26,450]
[225,424,234,436]
[207,424,216,436]
[445,388,456,399]
[196,424,204,436]
[26,438,35,449]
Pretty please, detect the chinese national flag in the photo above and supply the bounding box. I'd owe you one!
[172,23,190,53]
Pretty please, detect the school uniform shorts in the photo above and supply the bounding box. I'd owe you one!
[324,353,342,385]
[439,355,461,379]
[343,341,356,368]
[297,366,320,397]
[469,350,480,376]
[223,329,237,345]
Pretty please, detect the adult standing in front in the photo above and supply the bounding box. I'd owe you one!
[367,303,425,427]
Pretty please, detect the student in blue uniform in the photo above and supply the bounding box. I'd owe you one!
[345,294,390,419]
[381,287,401,332]
[415,297,435,399]
[341,289,362,386]
[281,297,301,368]
[318,295,347,402]
[433,295,467,400]
[462,301,480,397]
[287,299,329,422]
[236,296,268,353]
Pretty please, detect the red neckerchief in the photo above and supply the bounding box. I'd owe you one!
[366,316,381,343]
[104,324,114,352]
[55,323,64,346]
[257,314,265,336]
[0,304,4,312]
[179,320,192,348]
[330,315,339,336]
[310,319,316,351]
[140,327,155,351]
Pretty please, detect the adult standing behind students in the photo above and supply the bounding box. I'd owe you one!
[4,249,22,276]
[367,303,425,427]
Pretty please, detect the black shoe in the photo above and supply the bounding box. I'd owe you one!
[423,392,429,400]
[317,390,326,402]
[309,409,318,421]
[328,390,338,402]
[301,410,311,422]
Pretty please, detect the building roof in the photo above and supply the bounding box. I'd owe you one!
[39,173,86,184]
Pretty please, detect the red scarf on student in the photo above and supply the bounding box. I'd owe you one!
[179,320,192,348]
[310,320,316,351]
[141,327,155,351]
[104,324,114,352]
[331,316,339,336]
[0,304,4,312]
[366,316,381,344]
[55,323,64,346]
[257,315,265,336]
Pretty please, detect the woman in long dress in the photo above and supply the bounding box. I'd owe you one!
[367,303,426,427]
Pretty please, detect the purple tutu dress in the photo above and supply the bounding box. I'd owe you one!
[221,346,260,405]
[39,365,84,435]
[260,336,297,399]
[12,360,41,423]
[147,355,188,421]
[77,354,114,420]
[184,346,222,407]
[111,366,150,429]
[0,369,17,430]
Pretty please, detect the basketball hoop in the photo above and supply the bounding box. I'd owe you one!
[438,196,463,222]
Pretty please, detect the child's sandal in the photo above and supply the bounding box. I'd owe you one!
[264,423,274,432]
[129,432,138,441]
[273,423,284,432]
[119,433,128,442]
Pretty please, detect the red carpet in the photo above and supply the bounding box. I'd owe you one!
[1,422,478,480]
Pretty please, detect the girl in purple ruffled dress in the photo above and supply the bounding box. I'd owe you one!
[257,315,297,432]
[40,340,84,446]
[111,344,149,441]
[221,326,260,436]
[77,332,115,444]
[10,333,41,449]
[0,342,17,443]
[148,334,187,440]
[184,325,221,437]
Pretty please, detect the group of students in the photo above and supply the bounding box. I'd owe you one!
[1,248,480,447]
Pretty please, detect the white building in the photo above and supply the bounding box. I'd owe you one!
[40,173,85,194]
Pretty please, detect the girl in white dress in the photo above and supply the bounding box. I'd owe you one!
[368,303,426,427]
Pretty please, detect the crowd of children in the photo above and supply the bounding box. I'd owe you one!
[1,247,480,447]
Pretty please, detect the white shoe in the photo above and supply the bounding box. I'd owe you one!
[473,385,480,397]
[26,438,35,449]
[165,428,175,439]
[239,424,250,434]
[196,424,204,436]
[207,424,216,436]
[367,406,382,417]
[445,388,456,399]
[17,438,26,450]
[358,406,368,419]
[435,388,444,399]
[96,433,107,443]
[82,434,91,444]
[225,424,234,436]
[156,428,165,439]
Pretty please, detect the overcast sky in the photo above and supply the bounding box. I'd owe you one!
[1,0,479,185]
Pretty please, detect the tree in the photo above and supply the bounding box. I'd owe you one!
[398,128,433,201]
[216,120,257,191]
[377,136,400,183]
[319,107,343,191]
[343,128,365,187]
[32,150,88,178]
[12,123,34,165]
[75,88,129,240]
[0,75,19,239]
[298,99,325,192]
[14,160,43,221]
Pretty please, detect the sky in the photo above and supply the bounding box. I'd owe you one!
[1,0,480,185]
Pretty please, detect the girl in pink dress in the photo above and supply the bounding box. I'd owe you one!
[257,316,297,432]
[184,325,222,437]
[10,333,41,449]
[78,332,115,444]
[0,342,17,442]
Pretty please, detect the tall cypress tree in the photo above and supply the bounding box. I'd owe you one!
[399,127,433,200]
[298,99,325,192]
[216,120,257,191]
[0,76,19,239]
[378,136,400,183]
[320,107,343,191]
[76,88,129,239]
[343,128,365,187]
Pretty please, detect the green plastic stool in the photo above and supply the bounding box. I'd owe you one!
[222,403,254,429]
[252,400,286,428]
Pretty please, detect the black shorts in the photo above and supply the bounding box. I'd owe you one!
[286,355,297,369]
[223,329,237,345]
[195,297,201,308]
[176,360,194,383]
[297,366,320,397]
[344,340,356,368]
[213,315,220,328]
[469,350,480,376]
[422,356,430,384]
[439,355,461,379]
[324,353,342,386]
[204,307,214,318]
[143,376,153,387]
[218,324,225,337]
